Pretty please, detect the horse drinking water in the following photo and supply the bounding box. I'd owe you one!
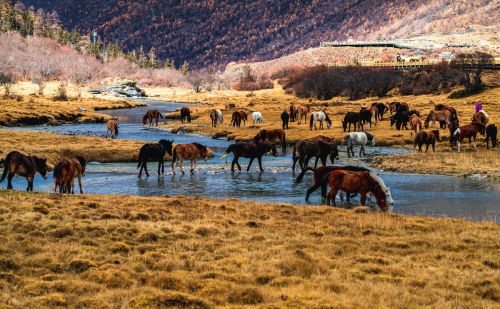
[106,118,119,138]
[143,109,163,126]
[222,141,278,172]
[0,151,48,191]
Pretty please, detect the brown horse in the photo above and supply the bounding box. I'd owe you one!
[1,151,48,191]
[53,156,86,194]
[414,130,440,153]
[296,105,310,125]
[472,111,489,126]
[424,110,451,129]
[222,141,278,172]
[292,136,339,172]
[253,129,286,152]
[409,114,423,135]
[326,170,393,211]
[289,104,297,122]
[180,107,191,123]
[172,143,209,175]
[435,104,458,123]
[210,109,223,127]
[106,118,119,138]
[143,109,163,126]
[454,122,486,152]
[231,111,247,127]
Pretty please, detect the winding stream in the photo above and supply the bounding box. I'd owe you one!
[8,99,500,223]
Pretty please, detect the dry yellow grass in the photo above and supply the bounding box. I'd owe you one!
[0,191,498,308]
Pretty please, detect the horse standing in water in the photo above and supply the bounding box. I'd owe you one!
[53,156,86,194]
[326,170,393,211]
[254,129,286,153]
[222,141,278,172]
[309,111,332,130]
[143,109,163,126]
[0,151,48,191]
[292,136,339,172]
[106,118,119,138]
[343,132,375,157]
[414,130,440,153]
[453,122,486,152]
[180,107,191,123]
[281,110,289,130]
[210,109,224,127]
[172,143,209,175]
[296,105,310,125]
[137,139,174,177]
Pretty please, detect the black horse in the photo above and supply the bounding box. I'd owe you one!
[137,139,174,177]
[448,120,460,147]
[292,138,339,172]
[359,108,372,129]
[0,151,48,191]
[342,112,363,132]
[223,141,278,172]
[281,111,290,130]
[180,107,191,123]
[289,105,296,122]
[391,111,410,130]
[371,102,389,120]
[486,124,497,149]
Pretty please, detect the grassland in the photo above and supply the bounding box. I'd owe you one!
[0,191,497,308]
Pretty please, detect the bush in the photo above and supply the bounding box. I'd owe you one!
[233,66,273,91]
[53,83,68,101]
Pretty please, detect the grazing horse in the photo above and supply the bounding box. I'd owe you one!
[292,136,339,172]
[289,104,297,122]
[389,102,408,115]
[435,104,458,123]
[53,156,86,194]
[254,129,286,152]
[137,139,174,177]
[106,118,119,138]
[390,111,409,130]
[309,111,332,130]
[210,109,224,127]
[143,109,163,126]
[231,111,242,127]
[414,130,440,153]
[180,107,191,123]
[409,114,423,135]
[343,132,375,157]
[472,110,489,126]
[326,170,393,211]
[424,110,451,129]
[485,124,497,150]
[296,105,310,125]
[296,165,371,201]
[342,112,363,132]
[359,107,372,129]
[222,141,278,172]
[0,151,48,191]
[172,143,209,175]
[371,102,389,120]
[252,111,264,124]
[454,122,486,152]
[281,110,290,130]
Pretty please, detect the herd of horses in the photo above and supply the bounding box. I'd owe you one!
[1,101,497,212]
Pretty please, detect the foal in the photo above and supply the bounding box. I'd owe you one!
[171,143,209,175]
[106,118,119,138]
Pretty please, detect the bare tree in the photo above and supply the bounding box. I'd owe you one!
[452,52,494,93]
[0,72,16,97]
[25,38,60,95]
[67,56,99,97]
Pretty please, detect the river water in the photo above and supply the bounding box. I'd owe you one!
[7,99,500,223]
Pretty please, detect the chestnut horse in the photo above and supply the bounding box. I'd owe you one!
[253,129,286,153]
[472,111,489,126]
[172,143,209,175]
[414,130,440,153]
[222,141,278,172]
[292,136,338,172]
[210,109,223,127]
[296,105,310,125]
[231,111,247,127]
[106,118,119,138]
[453,122,486,152]
[435,104,458,122]
[53,156,86,194]
[143,109,163,126]
[424,110,451,129]
[0,151,48,191]
[326,170,393,211]
[180,107,191,123]
[409,114,423,135]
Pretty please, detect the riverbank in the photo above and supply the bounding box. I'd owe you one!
[0,190,497,308]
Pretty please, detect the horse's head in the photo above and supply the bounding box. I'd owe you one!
[193,143,209,160]
[342,120,347,131]
[76,156,87,176]
[267,142,278,157]
[370,173,393,211]
[142,113,148,125]
[366,132,375,145]
[325,113,332,129]
[34,157,48,179]
[475,122,486,135]
[159,139,174,156]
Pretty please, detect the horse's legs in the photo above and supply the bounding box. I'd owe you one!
[360,192,367,206]
[258,156,264,172]
[247,158,254,172]
[329,189,338,207]
[78,174,83,194]
[425,143,429,153]
[180,158,185,175]
[7,173,14,190]
[231,158,237,172]
[432,142,435,152]
[359,145,364,157]
[313,157,319,169]
[144,161,150,177]
[190,159,194,173]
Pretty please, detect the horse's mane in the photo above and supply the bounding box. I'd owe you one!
[192,143,207,152]
[75,156,86,166]
[368,173,389,196]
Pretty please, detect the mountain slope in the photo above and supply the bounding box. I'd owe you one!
[21,0,499,68]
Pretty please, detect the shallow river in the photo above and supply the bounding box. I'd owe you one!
[8,99,500,223]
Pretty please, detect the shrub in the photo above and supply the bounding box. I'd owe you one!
[53,83,68,101]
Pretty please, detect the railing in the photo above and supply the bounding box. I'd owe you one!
[326,59,500,70]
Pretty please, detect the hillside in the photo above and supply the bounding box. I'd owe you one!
[21,0,499,68]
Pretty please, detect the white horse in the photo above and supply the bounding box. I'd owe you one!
[343,132,375,157]
[309,111,332,130]
[252,112,264,124]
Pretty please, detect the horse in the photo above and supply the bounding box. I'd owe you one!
[369,105,378,126]
[252,111,264,124]
[172,143,209,175]
[289,104,297,122]
[342,112,363,132]
[210,109,223,127]
[359,107,372,129]
[485,124,497,150]
[296,105,310,125]
[389,102,408,115]
[137,139,174,177]
[371,102,389,120]
[414,130,440,153]
[295,165,371,202]
[448,120,460,147]
[409,114,423,135]
[143,109,163,126]
[231,111,242,127]
[292,136,339,172]
[309,111,332,130]
[390,111,409,130]
[454,122,486,152]
[180,107,191,123]
[254,129,286,152]
[53,156,86,194]
[343,132,375,157]
[106,118,119,138]
[424,110,451,129]
[0,151,48,191]
[435,104,458,123]
[222,141,278,172]
[472,110,489,126]
[281,110,289,130]
[326,170,393,211]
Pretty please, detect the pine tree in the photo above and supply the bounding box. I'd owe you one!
[164,58,172,68]
[137,46,147,68]
[180,61,190,75]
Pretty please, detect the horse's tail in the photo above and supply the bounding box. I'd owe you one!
[172,147,178,164]
[295,167,315,184]
[137,147,145,168]
[159,112,163,119]
[309,114,314,130]
[0,153,11,183]
[114,124,118,136]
